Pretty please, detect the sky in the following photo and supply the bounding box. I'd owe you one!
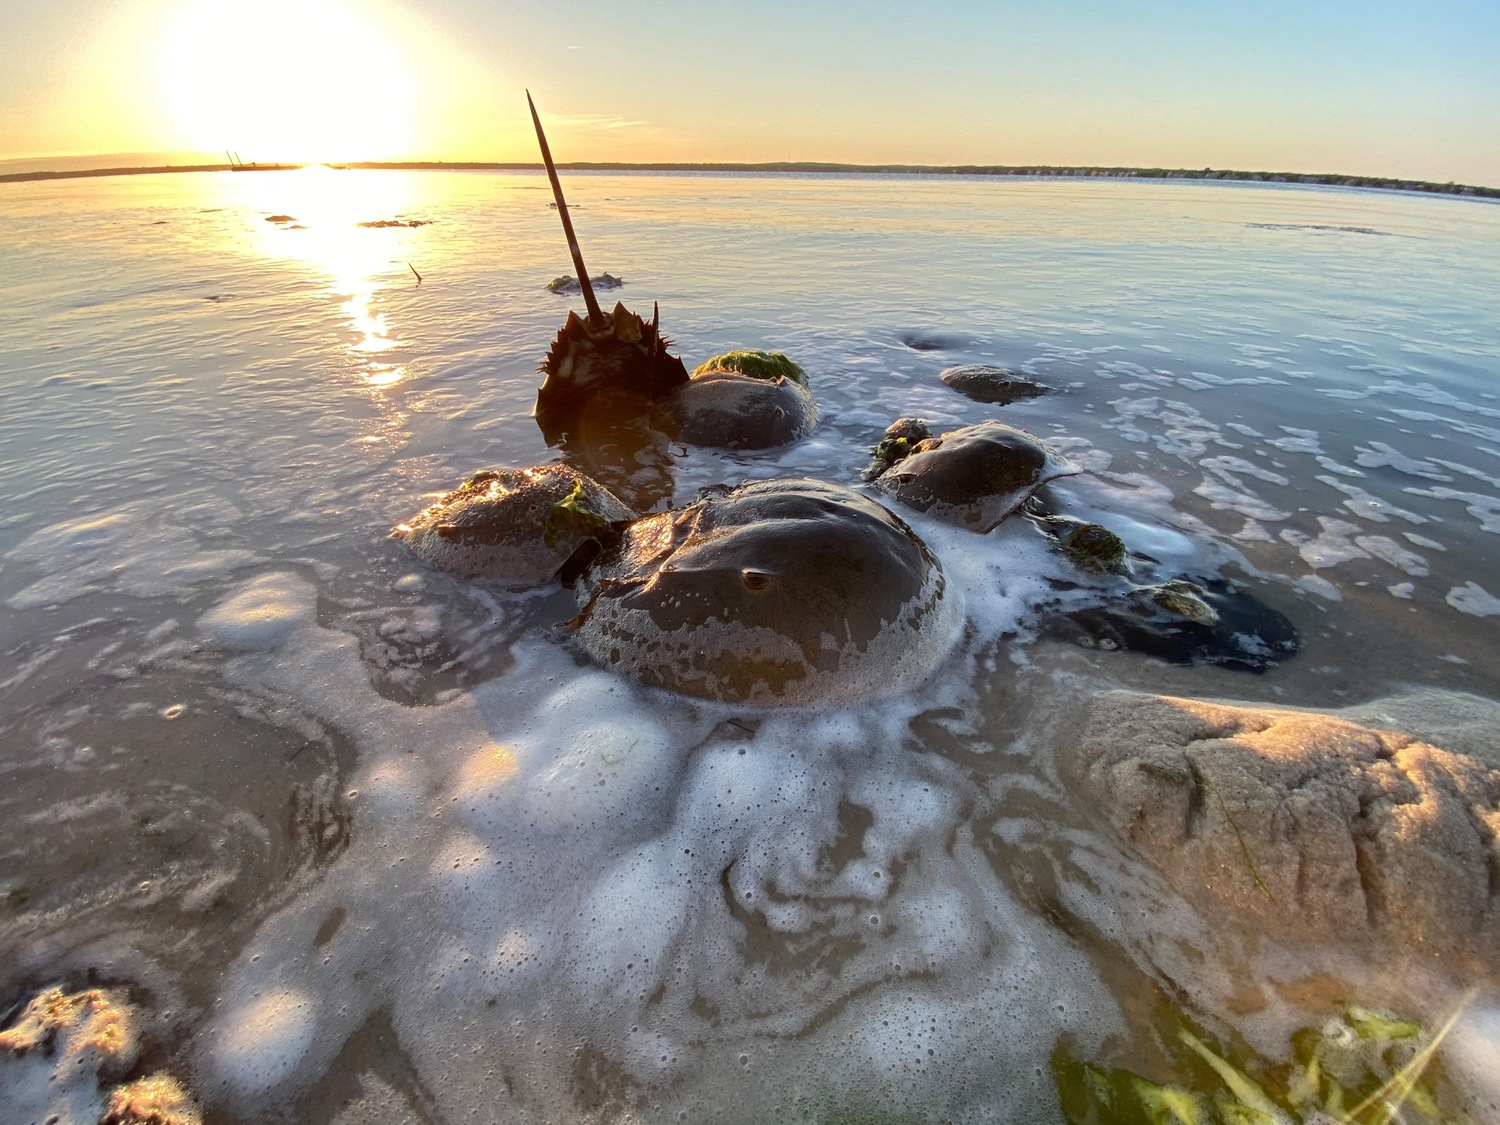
[1,0,1497,185]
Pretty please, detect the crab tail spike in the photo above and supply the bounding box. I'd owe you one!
[652,301,660,342]
[527,90,603,327]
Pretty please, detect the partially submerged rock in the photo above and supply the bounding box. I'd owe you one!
[871,421,1082,532]
[392,464,635,587]
[939,364,1052,405]
[570,479,958,705]
[662,351,817,449]
[1063,689,1500,970]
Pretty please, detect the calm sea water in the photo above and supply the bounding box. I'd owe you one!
[1,169,1498,1122]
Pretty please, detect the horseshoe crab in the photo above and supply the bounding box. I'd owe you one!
[869,419,1082,532]
[662,350,819,449]
[1026,514,1300,671]
[527,94,815,452]
[568,479,960,706]
[392,464,634,587]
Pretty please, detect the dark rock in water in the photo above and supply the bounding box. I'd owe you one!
[872,421,1082,532]
[1044,580,1299,673]
[535,303,689,445]
[898,330,969,352]
[265,214,296,223]
[355,218,432,228]
[392,464,635,588]
[571,479,958,705]
[939,364,1052,405]
[659,352,817,449]
[546,272,624,294]
[863,417,933,480]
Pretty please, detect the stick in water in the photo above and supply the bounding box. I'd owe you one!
[526,90,603,327]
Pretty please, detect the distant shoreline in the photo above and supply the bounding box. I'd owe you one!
[2,160,1495,199]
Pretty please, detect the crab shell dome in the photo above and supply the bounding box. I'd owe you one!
[392,464,635,587]
[873,421,1082,532]
[571,479,959,706]
[660,369,818,449]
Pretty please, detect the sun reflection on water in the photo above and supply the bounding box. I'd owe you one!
[224,165,423,389]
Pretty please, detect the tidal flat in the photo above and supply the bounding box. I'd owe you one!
[1,168,1498,1123]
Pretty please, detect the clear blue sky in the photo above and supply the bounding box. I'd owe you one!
[2,0,1496,184]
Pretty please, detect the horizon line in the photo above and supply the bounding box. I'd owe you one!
[2,159,1496,199]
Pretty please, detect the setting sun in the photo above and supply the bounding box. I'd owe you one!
[153,0,417,163]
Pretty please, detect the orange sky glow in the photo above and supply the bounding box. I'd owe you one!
[1,0,1497,186]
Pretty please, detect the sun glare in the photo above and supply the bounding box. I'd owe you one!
[154,0,417,163]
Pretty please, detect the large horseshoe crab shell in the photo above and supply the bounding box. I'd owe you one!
[570,479,959,706]
[659,351,819,449]
[392,464,635,587]
[872,420,1082,532]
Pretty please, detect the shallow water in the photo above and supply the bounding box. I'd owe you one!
[1,168,1498,1122]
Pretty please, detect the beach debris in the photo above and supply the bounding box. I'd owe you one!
[546,272,624,294]
[569,479,958,705]
[939,363,1053,405]
[392,464,635,587]
[1052,999,1475,1125]
[409,262,422,284]
[870,420,1082,532]
[1062,688,1500,969]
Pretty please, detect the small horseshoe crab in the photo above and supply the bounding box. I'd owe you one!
[1028,513,1300,672]
[867,419,1083,532]
[567,479,960,706]
[391,464,635,588]
[527,93,817,454]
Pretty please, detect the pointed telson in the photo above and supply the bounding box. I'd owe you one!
[527,90,603,327]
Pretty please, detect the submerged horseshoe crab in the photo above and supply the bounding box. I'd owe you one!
[870,419,1083,532]
[527,93,817,453]
[391,464,635,588]
[568,479,960,706]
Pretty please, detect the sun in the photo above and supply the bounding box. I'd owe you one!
[153,0,417,163]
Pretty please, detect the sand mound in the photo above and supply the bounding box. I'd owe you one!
[1063,689,1500,972]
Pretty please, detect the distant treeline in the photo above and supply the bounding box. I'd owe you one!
[3,160,1496,199]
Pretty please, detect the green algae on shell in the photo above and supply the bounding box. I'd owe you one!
[691,349,809,387]
[570,479,959,705]
[662,351,818,449]
[392,464,635,587]
[863,417,933,480]
[872,421,1082,532]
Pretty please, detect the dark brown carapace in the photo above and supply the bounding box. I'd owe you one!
[534,301,688,444]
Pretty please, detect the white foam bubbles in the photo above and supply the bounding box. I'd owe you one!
[198,571,318,651]
[210,988,321,1098]
[1446,582,1500,617]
